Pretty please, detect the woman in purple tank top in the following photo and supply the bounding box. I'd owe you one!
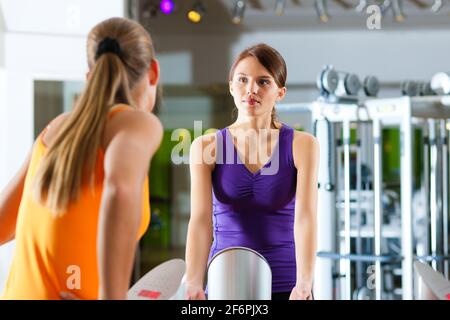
[185,44,319,300]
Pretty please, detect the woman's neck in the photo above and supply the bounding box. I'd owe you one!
[233,114,275,130]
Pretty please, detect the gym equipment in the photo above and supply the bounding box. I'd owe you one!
[401,80,419,96]
[128,259,186,300]
[400,80,436,97]
[363,76,380,97]
[207,247,272,300]
[342,73,362,96]
[419,81,435,96]
[278,94,450,300]
[317,66,379,102]
[317,65,339,98]
[414,261,450,300]
[431,72,450,95]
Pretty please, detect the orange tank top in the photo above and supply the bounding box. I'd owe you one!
[1,105,150,299]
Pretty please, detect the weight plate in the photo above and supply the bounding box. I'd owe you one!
[401,80,418,96]
[363,76,380,97]
[319,68,339,94]
[344,73,361,96]
[431,72,450,95]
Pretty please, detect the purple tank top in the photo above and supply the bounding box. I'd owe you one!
[209,124,297,293]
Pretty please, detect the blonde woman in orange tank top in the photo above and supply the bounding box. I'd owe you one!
[0,17,163,300]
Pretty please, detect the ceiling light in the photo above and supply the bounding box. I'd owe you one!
[315,0,330,23]
[275,0,286,16]
[392,0,406,22]
[431,0,444,12]
[159,0,174,15]
[380,0,392,16]
[188,2,205,23]
[355,0,367,13]
[232,0,246,24]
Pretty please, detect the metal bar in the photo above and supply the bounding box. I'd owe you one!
[355,124,363,290]
[437,120,444,273]
[313,117,337,300]
[401,98,414,300]
[317,252,403,263]
[335,123,345,300]
[343,119,352,300]
[440,120,449,278]
[429,119,439,271]
[373,118,383,300]
[422,121,430,260]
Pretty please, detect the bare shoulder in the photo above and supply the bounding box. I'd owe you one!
[110,108,161,132]
[292,130,319,168]
[191,132,217,150]
[41,112,71,145]
[190,132,217,168]
[293,130,319,150]
[104,108,163,149]
[50,112,70,126]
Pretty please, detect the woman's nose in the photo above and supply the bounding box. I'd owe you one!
[246,81,258,94]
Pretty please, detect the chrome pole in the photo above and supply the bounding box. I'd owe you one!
[401,98,413,300]
[423,121,431,259]
[343,119,352,300]
[429,119,438,271]
[372,118,383,300]
[440,119,449,278]
[355,124,363,291]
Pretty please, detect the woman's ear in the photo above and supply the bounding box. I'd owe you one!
[277,87,287,101]
[229,81,234,96]
[149,59,160,86]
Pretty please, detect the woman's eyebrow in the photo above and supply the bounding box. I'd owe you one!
[236,73,272,79]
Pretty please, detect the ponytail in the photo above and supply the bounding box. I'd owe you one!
[271,107,280,129]
[33,53,134,215]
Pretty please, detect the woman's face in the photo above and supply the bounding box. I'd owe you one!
[229,56,286,118]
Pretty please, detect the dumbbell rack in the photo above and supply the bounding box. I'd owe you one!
[280,96,450,300]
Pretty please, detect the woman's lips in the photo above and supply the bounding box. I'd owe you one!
[245,99,259,106]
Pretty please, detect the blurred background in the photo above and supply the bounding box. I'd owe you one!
[1,0,450,299]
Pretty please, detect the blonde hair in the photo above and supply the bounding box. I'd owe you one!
[33,17,155,215]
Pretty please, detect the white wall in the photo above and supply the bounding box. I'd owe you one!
[234,30,447,84]
[0,5,4,67]
[0,0,124,295]
[0,0,125,185]
[1,32,88,185]
[154,29,449,87]
[0,0,124,36]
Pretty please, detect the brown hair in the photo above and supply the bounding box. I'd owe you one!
[33,17,155,215]
[228,43,287,129]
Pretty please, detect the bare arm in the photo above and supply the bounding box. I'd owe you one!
[0,152,31,245]
[185,134,215,300]
[97,111,162,300]
[291,131,319,300]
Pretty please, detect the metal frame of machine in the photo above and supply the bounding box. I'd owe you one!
[278,96,450,300]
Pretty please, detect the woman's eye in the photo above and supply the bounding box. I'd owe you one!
[258,79,270,86]
[238,77,247,83]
